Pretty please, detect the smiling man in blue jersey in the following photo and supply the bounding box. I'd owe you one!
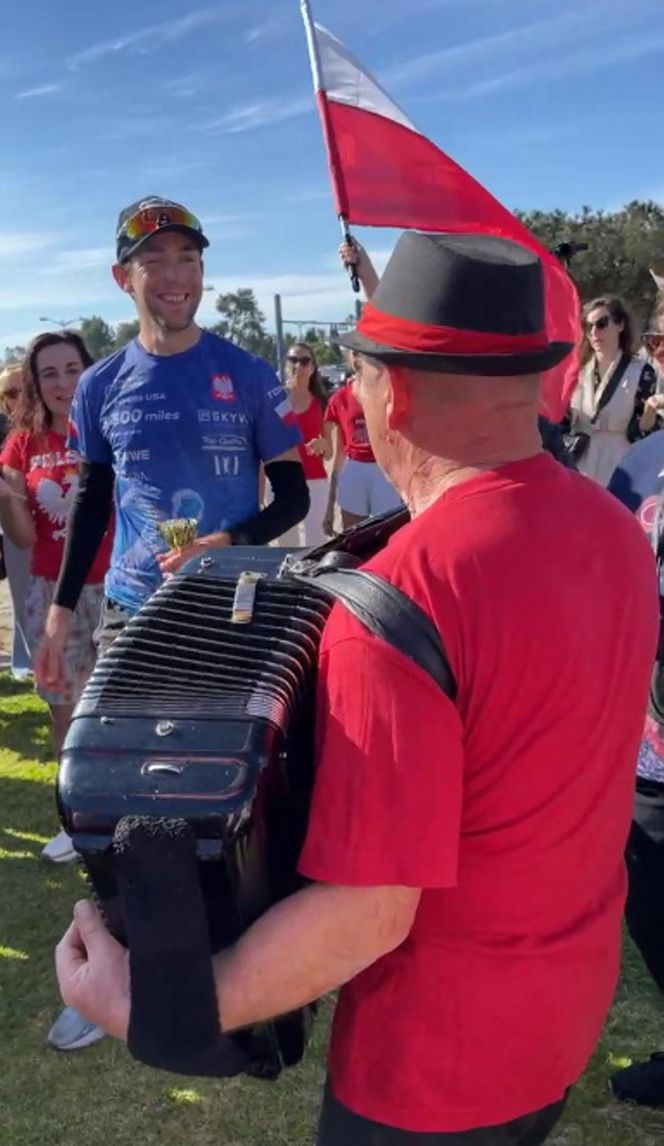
[36,195,307,693]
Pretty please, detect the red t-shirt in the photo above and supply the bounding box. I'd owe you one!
[299,453,658,1134]
[0,429,111,583]
[287,399,327,481]
[325,383,374,463]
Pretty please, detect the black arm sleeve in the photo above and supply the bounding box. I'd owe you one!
[229,460,310,546]
[53,460,114,611]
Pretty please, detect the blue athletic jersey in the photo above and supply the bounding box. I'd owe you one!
[608,431,664,548]
[68,332,300,613]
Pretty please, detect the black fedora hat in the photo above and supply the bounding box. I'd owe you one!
[340,232,574,377]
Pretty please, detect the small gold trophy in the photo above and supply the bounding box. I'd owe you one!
[158,518,199,549]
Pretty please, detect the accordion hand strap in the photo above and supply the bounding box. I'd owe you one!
[114,815,249,1078]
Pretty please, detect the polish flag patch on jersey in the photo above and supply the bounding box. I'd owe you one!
[211,373,235,402]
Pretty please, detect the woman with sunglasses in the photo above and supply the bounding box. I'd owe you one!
[565,296,658,486]
[277,343,333,547]
[0,333,112,858]
[0,364,32,676]
[642,315,664,385]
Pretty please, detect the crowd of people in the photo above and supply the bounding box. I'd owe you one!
[2,195,664,1142]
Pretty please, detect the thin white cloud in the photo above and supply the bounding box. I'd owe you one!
[45,248,112,274]
[15,83,62,100]
[386,12,586,86]
[162,74,201,99]
[0,278,117,314]
[201,95,312,135]
[246,22,277,45]
[0,231,63,258]
[434,28,664,102]
[67,7,237,70]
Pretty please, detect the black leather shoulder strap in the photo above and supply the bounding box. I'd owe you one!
[310,567,457,700]
[590,354,631,424]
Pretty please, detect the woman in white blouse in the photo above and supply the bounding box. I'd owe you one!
[566,296,659,486]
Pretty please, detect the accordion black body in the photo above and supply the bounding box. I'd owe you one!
[57,510,409,1079]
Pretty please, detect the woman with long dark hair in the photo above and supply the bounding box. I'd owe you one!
[566,296,658,486]
[0,332,111,850]
[277,342,333,547]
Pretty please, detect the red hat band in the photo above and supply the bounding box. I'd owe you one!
[357,302,549,356]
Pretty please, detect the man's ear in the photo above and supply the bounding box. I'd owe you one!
[385,366,411,431]
[112,262,134,296]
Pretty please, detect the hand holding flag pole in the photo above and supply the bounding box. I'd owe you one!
[339,217,360,293]
[299,0,580,421]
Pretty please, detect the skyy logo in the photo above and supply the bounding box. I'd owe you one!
[211,374,235,402]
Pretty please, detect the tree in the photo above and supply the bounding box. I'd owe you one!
[210,288,277,364]
[79,316,115,361]
[113,320,140,350]
[297,327,344,368]
[3,346,26,365]
[518,200,664,326]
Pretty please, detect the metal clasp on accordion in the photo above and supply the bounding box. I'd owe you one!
[231,571,265,624]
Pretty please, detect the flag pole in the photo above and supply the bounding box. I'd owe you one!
[300,0,360,294]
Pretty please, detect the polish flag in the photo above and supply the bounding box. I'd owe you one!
[300,3,580,421]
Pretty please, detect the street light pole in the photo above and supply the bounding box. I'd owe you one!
[38,316,85,330]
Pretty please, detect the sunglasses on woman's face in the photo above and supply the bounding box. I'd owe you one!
[586,315,612,332]
[0,387,20,401]
[643,334,664,353]
[287,355,312,366]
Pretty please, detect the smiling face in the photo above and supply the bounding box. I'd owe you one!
[34,341,86,422]
[113,230,203,335]
[285,344,315,391]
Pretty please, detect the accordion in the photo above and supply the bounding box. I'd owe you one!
[57,509,418,1079]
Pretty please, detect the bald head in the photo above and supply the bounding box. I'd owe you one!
[352,354,543,513]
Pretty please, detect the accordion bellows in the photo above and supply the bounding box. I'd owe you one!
[59,547,333,1077]
[58,510,409,1079]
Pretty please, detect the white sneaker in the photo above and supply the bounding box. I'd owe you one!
[46,1006,105,1051]
[41,829,77,863]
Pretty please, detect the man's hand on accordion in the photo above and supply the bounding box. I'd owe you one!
[56,898,130,1042]
[156,531,232,576]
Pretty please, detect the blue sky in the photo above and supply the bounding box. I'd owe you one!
[1,0,662,354]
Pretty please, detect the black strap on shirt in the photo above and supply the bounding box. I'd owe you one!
[590,354,631,424]
[303,566,457,699]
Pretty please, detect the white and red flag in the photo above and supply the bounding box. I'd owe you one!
[300,2,580,420]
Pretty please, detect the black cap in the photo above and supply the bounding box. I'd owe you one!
[340,232,574,377]
[116,196,210,264]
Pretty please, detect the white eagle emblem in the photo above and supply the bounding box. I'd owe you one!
[35,473,78,540]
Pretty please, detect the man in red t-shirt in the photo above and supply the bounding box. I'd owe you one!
[57,234,658,1144]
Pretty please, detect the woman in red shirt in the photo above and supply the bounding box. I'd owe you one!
[0,332,111,767]
[323,363,402,534]
[277,342,333,547]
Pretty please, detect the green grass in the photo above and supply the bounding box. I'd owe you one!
[1,673,664,1145]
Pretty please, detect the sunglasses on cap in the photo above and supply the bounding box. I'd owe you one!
[119,205,204,243]
[286,355,313,366]
[585,315,613,332]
